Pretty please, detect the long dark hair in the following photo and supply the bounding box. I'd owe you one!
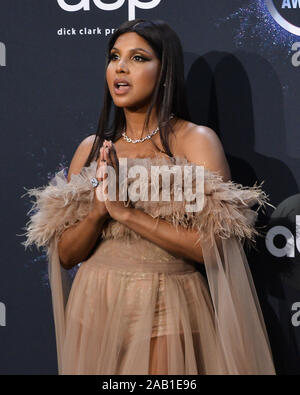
[84,19,190,167]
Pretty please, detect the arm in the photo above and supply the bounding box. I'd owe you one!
[58,135,109,270]
[118,208,204,263]
[115,125,231,264]
[58,210,108,270]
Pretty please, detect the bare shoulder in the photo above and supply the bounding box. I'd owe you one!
[173,120,216,144]
[177,121,218,143]
[176,120,231,181]
[169,119,195,153]
[67,134,96,182]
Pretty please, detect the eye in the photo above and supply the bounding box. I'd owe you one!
[133,55,147,62]
[108,53,119,61]
[108,53,149,62]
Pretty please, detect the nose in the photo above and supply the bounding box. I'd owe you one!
[116,58,129,74]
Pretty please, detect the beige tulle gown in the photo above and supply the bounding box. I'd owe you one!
[21,155,276,375]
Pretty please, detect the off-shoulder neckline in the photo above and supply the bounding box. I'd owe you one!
[123,155,185,162]
[91,155,187,165]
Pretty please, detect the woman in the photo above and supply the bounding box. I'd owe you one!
[22,19,276,374]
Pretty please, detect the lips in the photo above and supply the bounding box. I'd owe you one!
[113,78,131,95]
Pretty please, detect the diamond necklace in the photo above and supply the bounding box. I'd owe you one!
[121,114,174,144]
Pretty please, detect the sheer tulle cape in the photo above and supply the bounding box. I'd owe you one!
[20,156,276,374]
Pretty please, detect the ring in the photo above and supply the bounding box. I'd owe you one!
[91,177,100,188]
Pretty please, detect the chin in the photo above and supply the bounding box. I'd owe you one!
[113,100,147,110]
[114,96,153,110]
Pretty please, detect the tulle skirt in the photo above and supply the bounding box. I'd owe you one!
[60,239,228,375]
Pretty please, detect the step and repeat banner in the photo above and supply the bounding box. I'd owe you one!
[0,0,299,374]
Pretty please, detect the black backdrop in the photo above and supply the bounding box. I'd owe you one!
[0,0,299,374]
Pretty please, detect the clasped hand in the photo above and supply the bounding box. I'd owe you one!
[95,139,129,221]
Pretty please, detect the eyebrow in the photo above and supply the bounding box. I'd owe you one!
[111,47,152,55]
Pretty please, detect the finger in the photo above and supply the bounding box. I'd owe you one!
[96,164,105,181]
[97,148,105,176]
[101,147,108,164]
[98,147,105,164]
[107,147,115,169]
[110,144,119,170]
[103,162,108,196]
[103,140,110,149]
[96,165,108,201]
[104,147,110,165]
[106,149,118,188]
[104,149,116,197]
[106,144,118,169]
[107,146,119,198]
[99,158,108,197]
[99,147,103,163]
[96,152,107,181]
[103,148,112,178]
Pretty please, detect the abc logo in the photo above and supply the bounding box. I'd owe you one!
[57,0,162,21]
[291,302,300,327]
[0,302,5,327]
[265,0,300,36]
[0,42,6,67]
[265,215,300,257]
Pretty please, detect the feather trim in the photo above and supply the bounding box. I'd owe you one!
[142,157,272,247]
[20,161,98,249]
[101,156,274,248]
[20,156,274,249]
[161,177,272,248]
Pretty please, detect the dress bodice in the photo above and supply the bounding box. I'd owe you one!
[101,155,204,241]
[21,154,271,251]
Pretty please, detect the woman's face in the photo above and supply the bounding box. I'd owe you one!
[106,32,161,110]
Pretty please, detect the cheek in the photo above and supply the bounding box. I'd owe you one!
[136,64,160,87]
[106,65,113,84]
[106,66,115,96]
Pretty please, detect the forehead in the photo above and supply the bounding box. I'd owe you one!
[112,32,153,53]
